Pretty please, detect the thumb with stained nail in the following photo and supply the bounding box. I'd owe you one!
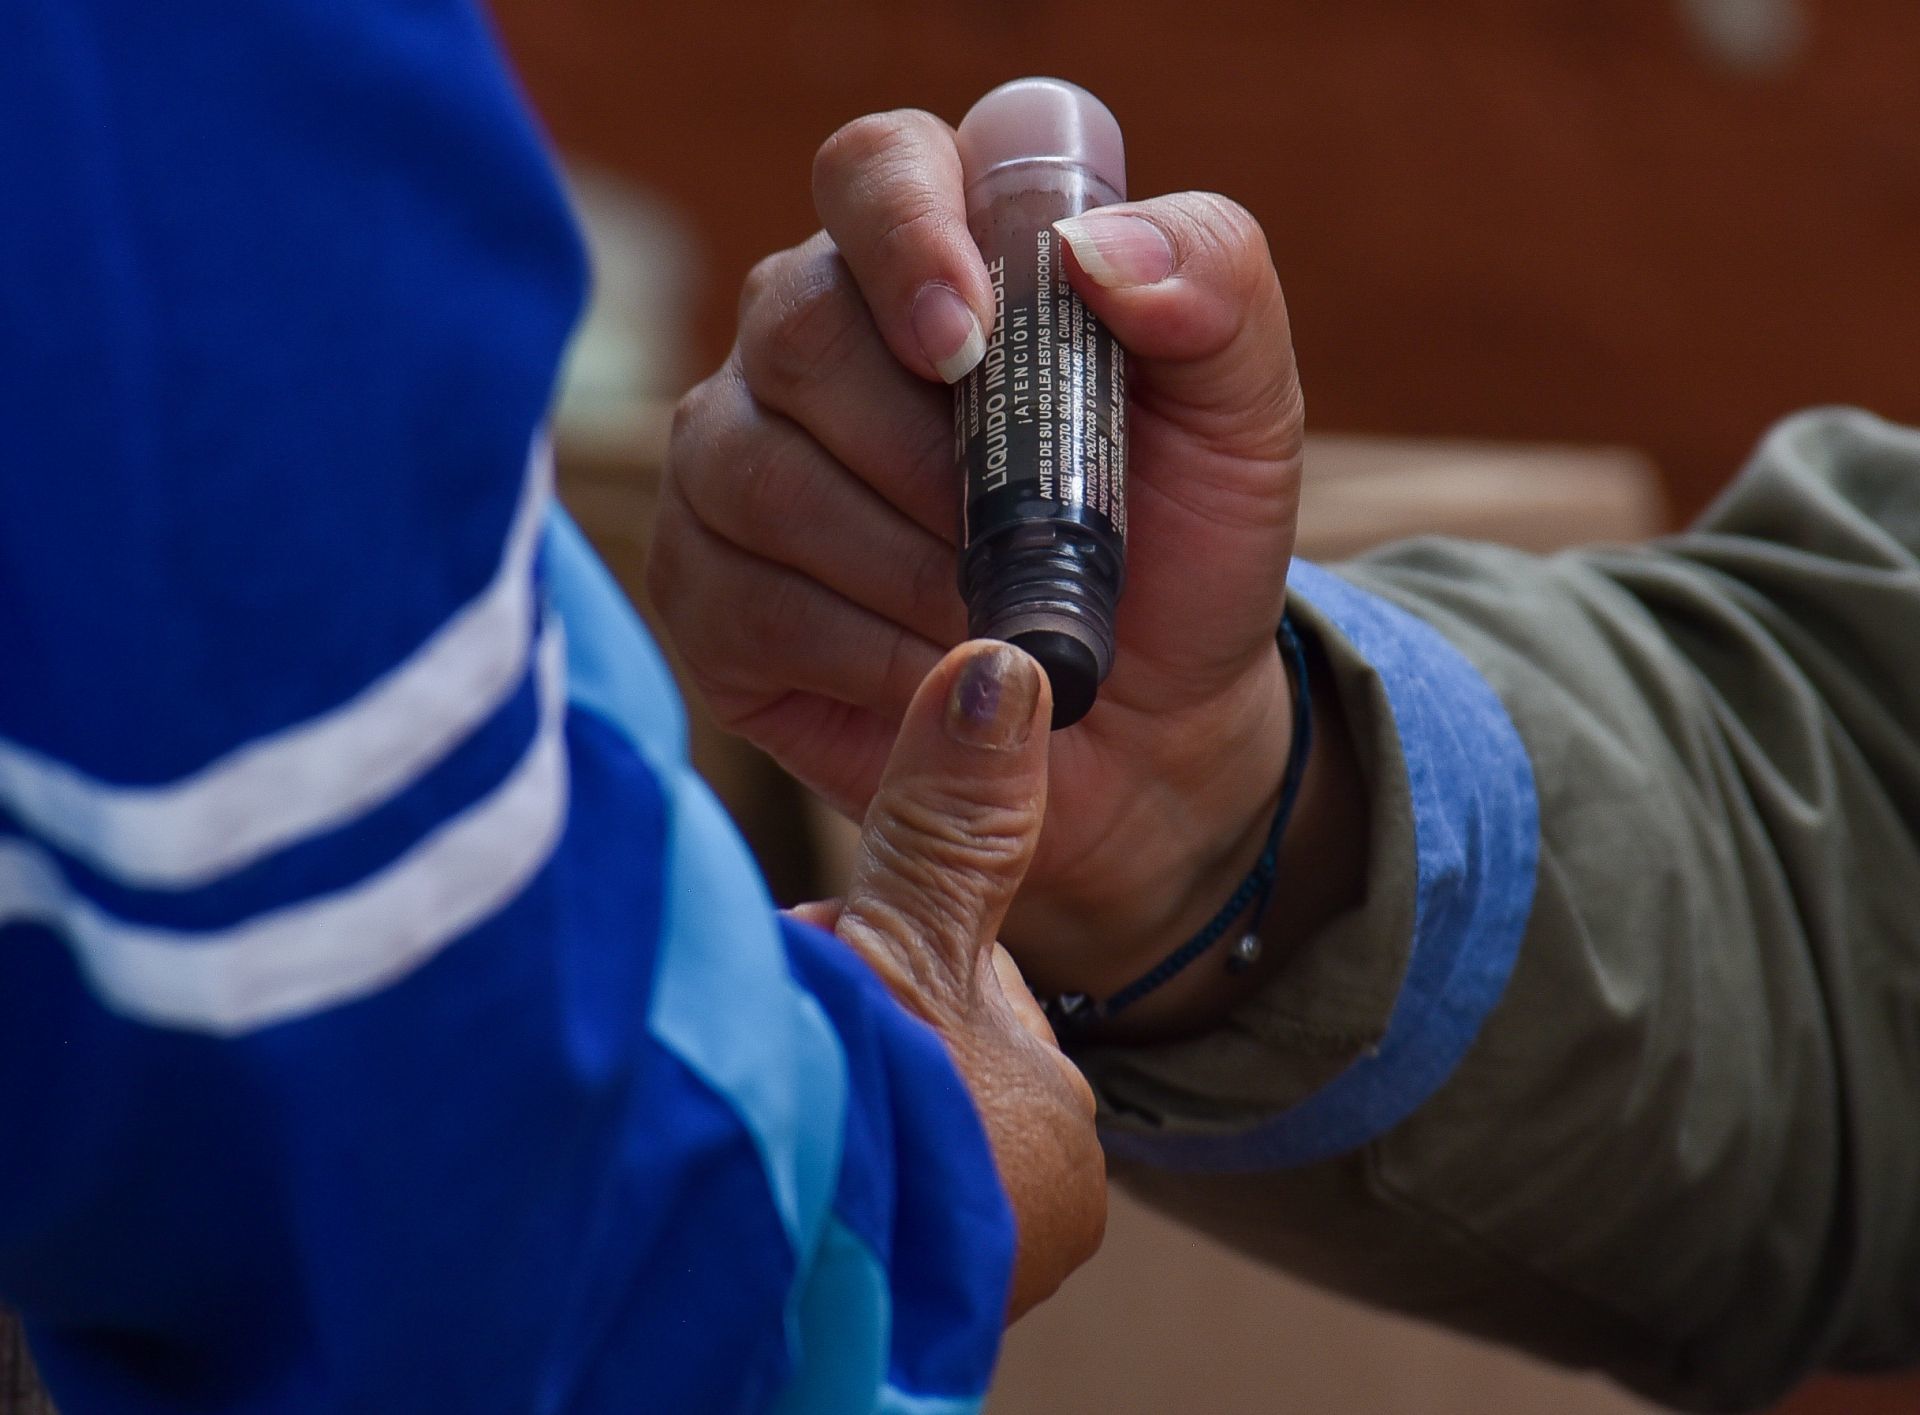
[796,639,1106,1320]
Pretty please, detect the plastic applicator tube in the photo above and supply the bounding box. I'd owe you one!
[954,78,1128,730]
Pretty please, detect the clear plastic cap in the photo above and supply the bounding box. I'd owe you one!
[955,77,1127,201]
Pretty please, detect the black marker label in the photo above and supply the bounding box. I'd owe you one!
[957,228,1127,545]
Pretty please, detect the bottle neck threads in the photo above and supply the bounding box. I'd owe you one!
[962,525,1119,728]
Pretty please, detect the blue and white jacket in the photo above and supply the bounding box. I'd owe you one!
[0,4,1012,1411]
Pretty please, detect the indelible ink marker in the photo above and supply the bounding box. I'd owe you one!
[954,78,1128,730]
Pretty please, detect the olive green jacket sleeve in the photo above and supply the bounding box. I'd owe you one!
[1076,407,1920,1413]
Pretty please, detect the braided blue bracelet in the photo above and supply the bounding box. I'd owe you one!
[1042,615,1314,1029]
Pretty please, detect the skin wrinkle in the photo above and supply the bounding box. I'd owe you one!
[748,309,960,533]
[854,799,1036,940]
[1127,330,1305,471]
[735,281,956,541]
[670,367,965,646]
[1004,679,1288,985]
[812,110,993,358]
[652,472,943,724]
[813,640,1102,1320]
[743,249,874,412]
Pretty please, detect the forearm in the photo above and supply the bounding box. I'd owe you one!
[1076,410,1920,1410]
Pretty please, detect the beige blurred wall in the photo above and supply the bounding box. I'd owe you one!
[988,1187,1667,1415]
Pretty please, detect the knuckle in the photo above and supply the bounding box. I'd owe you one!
[675,594,768,727]
[739,248,860,402]
[664,370,725,484]
[737,248,787,325]
[904,538,961,638]
[868,195,953,273]
[735,568,813,663]
[1139,191,1294,389]
[875,623,923,706]
[869,787,1038,892]
[852,833,981,964]
[814,109,940,194]
[665,385,704,464]
[1161,191,1274,299]
[836,899,953,1016]
[1183,191,1270,260]
[816,109,965,277]
[644,522,701,663]
[699,682,766,737]
[665,369,753,526]
[729,432,815,549]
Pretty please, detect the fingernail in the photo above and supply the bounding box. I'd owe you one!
[946,644,1040,750]
[912,283,987,383]
[1054,212,1175,289]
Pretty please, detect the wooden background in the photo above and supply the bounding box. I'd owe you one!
[490,0,1920,521]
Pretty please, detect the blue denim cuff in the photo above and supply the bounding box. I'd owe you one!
[1101,561,1539,1172]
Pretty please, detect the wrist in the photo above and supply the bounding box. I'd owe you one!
[1097,620,1366,1042]
[1038,615,1366,1044]
[1006,639,1295,1007]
